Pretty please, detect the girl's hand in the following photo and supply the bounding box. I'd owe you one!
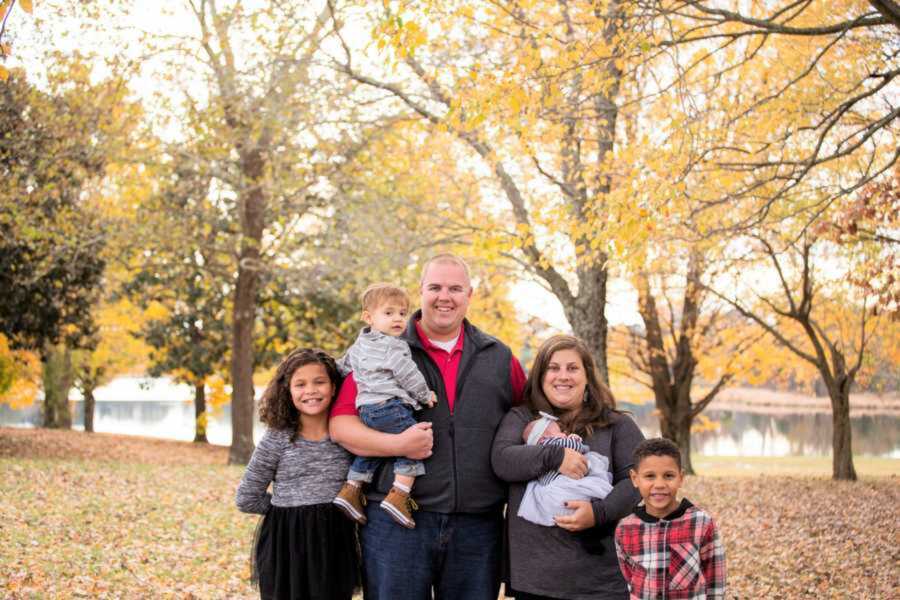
[553,500,596,532]
[558,448,588,479]
[399,422,433,460]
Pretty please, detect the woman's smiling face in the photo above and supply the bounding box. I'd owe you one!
[541,348,587,416]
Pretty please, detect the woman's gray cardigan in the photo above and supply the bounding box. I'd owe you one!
[492,405,644,600]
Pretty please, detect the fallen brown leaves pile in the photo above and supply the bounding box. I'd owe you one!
[1,427,897,598]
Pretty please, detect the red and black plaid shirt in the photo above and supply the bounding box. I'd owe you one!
[615,499,726,600]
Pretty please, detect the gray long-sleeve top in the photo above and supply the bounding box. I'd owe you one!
[492,405,645,600]
[336,327,432,409]
[236,428,351,514]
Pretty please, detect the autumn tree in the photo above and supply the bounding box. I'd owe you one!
[69,296,152,433]
[0,333,40,409]
[612,247,760,474]
[0,68,122,428]
[0,0,36,82]
[811,164,899,314]
[709,232,888,480]
[93,0,380,463]
[121,151,233,443]
[327,1,669,383]
[642,1,899,233]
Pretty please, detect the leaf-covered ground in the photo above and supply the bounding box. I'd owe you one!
[1,428,898,598]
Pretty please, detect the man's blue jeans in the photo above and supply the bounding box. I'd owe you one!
[361,504,503,600]
[349,398,426,482]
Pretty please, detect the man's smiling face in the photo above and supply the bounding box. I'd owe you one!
[419,260,472,341]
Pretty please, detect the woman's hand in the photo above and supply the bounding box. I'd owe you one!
[558,448,588,479]
[553,500,596,532]
[398,422,433,460]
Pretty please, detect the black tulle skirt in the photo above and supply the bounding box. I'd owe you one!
[251,503,360,600]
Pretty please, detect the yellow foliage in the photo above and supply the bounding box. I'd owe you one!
[0,334,41,409]
[195,410,208,438]
[143,301,170,322]
[75,298,153,386]
[690,414,720,434]
[205,375,230,412]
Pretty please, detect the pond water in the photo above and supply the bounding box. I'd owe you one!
[2,396,898,458]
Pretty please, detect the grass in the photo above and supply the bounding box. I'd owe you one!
[1,427,898,599]
[691,454,900,477]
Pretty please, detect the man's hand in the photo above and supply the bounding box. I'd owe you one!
[398,421,433,460]
[553,500,596,532]
[424,391,437,409]
[558,448,588,479]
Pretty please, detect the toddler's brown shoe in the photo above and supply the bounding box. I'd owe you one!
[333,482,367,524]
[380,486,417,529]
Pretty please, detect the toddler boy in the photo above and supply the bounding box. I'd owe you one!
[615,438,725,599]
[332,283,436,529]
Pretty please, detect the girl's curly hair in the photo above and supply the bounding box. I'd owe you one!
[258,348,342,437]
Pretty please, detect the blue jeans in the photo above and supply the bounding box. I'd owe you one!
[361,504,503,600]
[349,398,426,482]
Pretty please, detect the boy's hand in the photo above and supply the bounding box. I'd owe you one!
[554,500,596,532]
[424,391,437,408]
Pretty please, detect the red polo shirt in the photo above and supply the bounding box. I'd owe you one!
[331,321,526,416]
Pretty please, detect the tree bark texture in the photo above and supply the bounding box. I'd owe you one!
[826,373,857,480]
[564,264,610,385]
[41,343,73,429]
[229,145,266,465]
[83,386,95,433]
[659,407,694,476]
[194,382,208,444]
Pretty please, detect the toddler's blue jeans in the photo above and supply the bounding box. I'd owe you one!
[348,397,425,482]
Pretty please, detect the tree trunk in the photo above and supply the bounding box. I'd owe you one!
[194,382,208,444]
[229,146,266,465]
[41,342,73,429]
[566,263,609,385]
[635,270,701,475]
[659,406,695,476]
[828,379,857,481]
[83,386,95,433]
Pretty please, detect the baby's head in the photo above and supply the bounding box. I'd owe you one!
[522,417,564,443]
[629,438,685,518]
[361,283,411,337]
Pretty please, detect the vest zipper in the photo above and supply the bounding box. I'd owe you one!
[449,350,477,512]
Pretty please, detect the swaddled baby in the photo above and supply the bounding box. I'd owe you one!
[518,412,614,526]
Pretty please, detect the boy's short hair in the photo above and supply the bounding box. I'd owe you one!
[633,437,683,470]
[361,283,410,312]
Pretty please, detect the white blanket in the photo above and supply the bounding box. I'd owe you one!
[517,452,614,527]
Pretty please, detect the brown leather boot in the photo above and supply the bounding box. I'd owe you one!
[380,486,417,529]
[333,482,367,524]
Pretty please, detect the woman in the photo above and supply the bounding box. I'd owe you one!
[492,335,644,600]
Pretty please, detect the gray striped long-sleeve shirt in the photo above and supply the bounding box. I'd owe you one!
[235,428,351,514]
[336,327,432,409]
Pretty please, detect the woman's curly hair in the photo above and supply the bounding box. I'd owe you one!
[258,348,342,437]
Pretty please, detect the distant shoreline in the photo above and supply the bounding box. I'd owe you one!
[709,387,900,417]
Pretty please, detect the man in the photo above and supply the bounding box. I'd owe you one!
[330,253,526,600]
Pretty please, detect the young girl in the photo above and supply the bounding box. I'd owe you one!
[236,348,359,600]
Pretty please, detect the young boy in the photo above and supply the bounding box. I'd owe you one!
[615,438,726,600]
[332,283,436,529]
